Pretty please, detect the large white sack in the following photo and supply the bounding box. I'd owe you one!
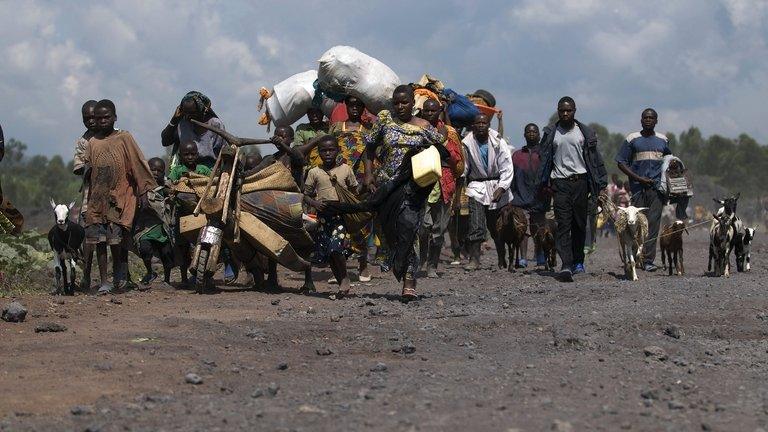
[265,70,317,126]
[317,46,401,114]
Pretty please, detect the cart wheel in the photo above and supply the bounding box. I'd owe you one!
[195,249,210,294]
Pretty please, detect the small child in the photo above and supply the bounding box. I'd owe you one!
[303,135,358,296]
[168,141,212,287]
[134,157,175,286]
[169,141,212,181]
[243,153,263,172]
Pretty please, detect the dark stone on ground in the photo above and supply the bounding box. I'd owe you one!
[664,324,681,339]
[2,301,27,323]
[35,322,67,333]
[370,362,388,372]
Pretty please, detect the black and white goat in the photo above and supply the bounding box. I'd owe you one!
[708,211,734,277]
[47,199,85,295]
[735,227,756,272]
[713,193,750,273]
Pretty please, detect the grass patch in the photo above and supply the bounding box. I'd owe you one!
[0,231,54,296]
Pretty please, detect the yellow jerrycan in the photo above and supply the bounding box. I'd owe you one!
[411,145,443,187]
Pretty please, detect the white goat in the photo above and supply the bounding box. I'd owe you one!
[614,206,649,281]
[47,199,85,295]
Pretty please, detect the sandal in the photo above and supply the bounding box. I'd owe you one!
[401,279,417,301]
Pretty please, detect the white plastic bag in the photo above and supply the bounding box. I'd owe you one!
[317,46,401,114]
[264,70,318,127]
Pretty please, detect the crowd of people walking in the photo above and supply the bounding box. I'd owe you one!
[0,84,693,300]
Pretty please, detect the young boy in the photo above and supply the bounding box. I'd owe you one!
[303,135,358,296]
[134,157,174,286]
[73,100,98,290]
[168,141,212,286]
[84,99,156,294]
[168,141,212,181]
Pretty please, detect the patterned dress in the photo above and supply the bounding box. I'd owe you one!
[363,110,446,184]
[330,121,369,185]
[363,110,446,280]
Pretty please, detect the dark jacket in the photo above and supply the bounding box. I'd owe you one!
[537,120,608,209]
[511,145,550,213]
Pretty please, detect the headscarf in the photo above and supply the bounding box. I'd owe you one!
[181,91,217,119]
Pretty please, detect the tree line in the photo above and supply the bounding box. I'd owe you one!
[1,122,766,229]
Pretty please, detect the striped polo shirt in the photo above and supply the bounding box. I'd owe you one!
[615,131,671,194]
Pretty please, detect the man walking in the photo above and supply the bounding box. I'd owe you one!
[538,97,608,282]
[510,123,549,267]
[615,108,671,272]
[463,113,514,270]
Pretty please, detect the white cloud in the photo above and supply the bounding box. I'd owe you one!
[6,41,36,71]
[589,20,672,69]
[0,0,767,162]
[723,0,768,29]
[257,35,281,57]
[510,0,603,24]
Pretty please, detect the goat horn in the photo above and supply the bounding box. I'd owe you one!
[191,119,274,147]
[191,119,242,147]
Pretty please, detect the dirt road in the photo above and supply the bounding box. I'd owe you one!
[2,229,767,431]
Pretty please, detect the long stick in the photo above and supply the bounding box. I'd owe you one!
[193,151,224,217]
[221,146,240,224]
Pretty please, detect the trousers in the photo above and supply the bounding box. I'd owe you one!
[552,177,588,268]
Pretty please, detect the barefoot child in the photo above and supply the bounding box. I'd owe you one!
[134,157,174,286]
[84,99,156,294]
[303,135,358,296]
[168,141,212,286]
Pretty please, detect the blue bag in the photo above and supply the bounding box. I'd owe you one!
[443,88,480,129]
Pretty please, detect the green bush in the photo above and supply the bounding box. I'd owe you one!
[0,231,53,295]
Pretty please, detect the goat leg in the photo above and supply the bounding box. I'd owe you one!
[67,260,76,295]
[61,259,69,295]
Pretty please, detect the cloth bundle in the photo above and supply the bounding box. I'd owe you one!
[316,46,401,114]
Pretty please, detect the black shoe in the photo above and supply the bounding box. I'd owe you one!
[557,268,574,282]
[643,263,658,272]
[141,272,158,285]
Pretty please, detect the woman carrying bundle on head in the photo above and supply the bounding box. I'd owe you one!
[329,96,374,282]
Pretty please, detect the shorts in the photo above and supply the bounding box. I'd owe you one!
[85,223,125,246]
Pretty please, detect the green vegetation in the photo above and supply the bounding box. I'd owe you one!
[0,231,53,295]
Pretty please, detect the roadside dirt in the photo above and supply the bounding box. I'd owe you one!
[2,229,767,431]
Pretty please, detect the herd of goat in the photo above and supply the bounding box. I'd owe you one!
[45,192,755,294]
[495,192,755,282]
[596,192,755,281]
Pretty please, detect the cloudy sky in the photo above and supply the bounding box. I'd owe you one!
[1,0,767,158]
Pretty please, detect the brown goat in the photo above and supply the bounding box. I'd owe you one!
[533,218,557,271]
[660,220,688,276]
[495,205,528,271]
